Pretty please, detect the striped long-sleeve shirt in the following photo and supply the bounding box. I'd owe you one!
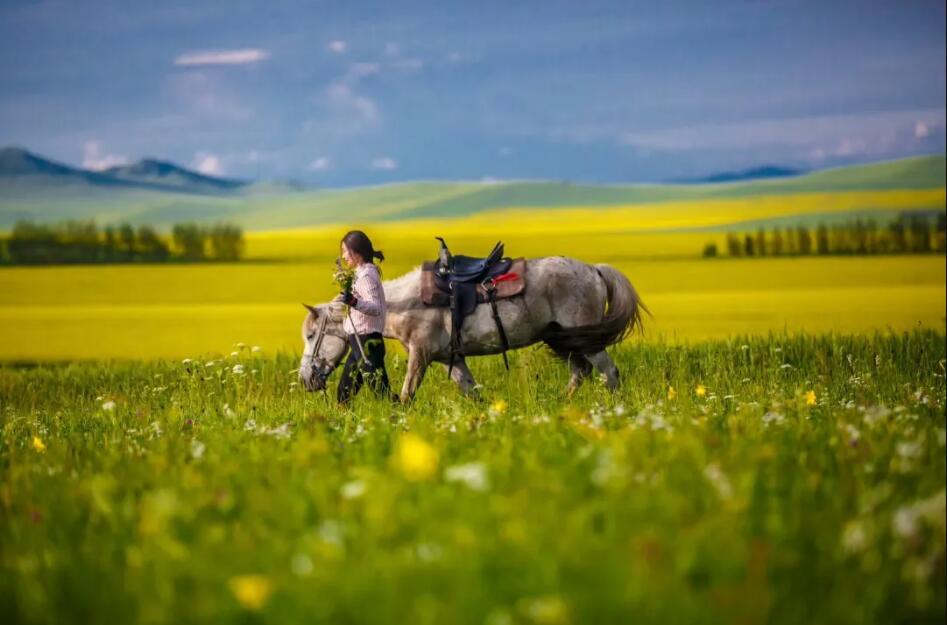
[342,262,387,335]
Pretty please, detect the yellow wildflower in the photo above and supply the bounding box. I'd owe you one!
[489,399,508,415]
[228,575,272,611]
[695,384,707,398]
[805,390,817,406]
[32,436,46,453]
[393,433,439,481]
[667,386,677,400]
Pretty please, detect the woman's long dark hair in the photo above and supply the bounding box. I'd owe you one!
[341,230,384,265]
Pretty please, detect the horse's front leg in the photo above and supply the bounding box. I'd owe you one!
[400,346,431,403]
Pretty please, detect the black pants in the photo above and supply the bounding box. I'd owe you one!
[337,332,392,404]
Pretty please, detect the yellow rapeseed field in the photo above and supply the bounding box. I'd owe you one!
[2,190,944,360]
[1,252,943,360]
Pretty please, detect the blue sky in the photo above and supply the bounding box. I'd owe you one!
[1,0,944,186]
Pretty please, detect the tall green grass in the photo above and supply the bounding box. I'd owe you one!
[1,332,944,624]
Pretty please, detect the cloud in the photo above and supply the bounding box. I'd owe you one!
[326,83,379,125]
[347,62,380,80]
[307,157,332,171]
[614,108,946,161]
[328,40,347,54]
[192,151,224,176]
[302,61,383,142]
[371,157,398,171]
[174,49,270,67]
[82,140,127,170]
[164,71,252,122]
[391,58,423,71]
[498,146,513,158]
[385,42,400,57]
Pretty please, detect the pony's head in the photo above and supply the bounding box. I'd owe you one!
[299,302,348,391]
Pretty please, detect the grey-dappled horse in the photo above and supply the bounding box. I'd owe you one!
[299,257,646,402]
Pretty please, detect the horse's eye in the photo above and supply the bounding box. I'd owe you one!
[307,333,314,341]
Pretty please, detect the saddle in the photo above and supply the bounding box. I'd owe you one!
[420,238,526,374]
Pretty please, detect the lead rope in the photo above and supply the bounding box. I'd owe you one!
[346,308,371,366]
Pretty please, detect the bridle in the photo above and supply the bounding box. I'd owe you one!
[304,313,346,388]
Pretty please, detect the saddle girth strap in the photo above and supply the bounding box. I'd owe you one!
[487,287,510,370]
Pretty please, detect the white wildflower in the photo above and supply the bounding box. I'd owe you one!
[896,439,923,460]
[244,419,257,432]
[445,462,490,492]
[762,411,785,427]
[861,405,890,427]
[101,400,116,412]
[251,345,261,353]
[704,463,733,500]
[416,542,443,562]
[264,423,292,440]
[190,439,206,460]
[340,480,366,500]
[892,490,945,542]
[590,449,620,488]
[842,520,869,554]
[844,423,861,445]
[232,364,245,375]
[318,520,344,547]
[893,507,919,541]
[290,553,314,577]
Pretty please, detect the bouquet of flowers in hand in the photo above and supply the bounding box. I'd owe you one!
[333,258,356,304]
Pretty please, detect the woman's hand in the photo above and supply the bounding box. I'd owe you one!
[340,290,358,308]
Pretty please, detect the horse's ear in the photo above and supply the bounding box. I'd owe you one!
[302,303,319,316]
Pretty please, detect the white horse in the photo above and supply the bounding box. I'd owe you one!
[299,256,646,402]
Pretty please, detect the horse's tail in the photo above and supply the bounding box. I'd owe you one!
[544,264,648,356]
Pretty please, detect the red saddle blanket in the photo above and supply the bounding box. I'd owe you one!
[420,257,527,307]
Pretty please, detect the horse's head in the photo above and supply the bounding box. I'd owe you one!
[299,302,349,392]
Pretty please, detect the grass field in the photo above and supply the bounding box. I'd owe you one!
[1,332,944,624]
[1,158,945,623]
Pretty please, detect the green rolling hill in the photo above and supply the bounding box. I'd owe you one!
[1,147,943,231]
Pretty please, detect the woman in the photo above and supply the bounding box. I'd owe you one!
[336,230,393,404]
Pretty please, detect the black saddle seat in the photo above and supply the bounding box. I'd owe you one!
[447,241,506,281]
[434,241,510,291]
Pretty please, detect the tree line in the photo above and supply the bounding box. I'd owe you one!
[0,220,245,265]
[703,212,947,258]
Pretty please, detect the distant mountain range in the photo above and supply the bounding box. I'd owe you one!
[680,165,805,184]
[0,146,250,195]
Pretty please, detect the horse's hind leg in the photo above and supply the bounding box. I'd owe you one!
[441,358,480,399]
[566,354,594,398]
[586,350,621,391]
